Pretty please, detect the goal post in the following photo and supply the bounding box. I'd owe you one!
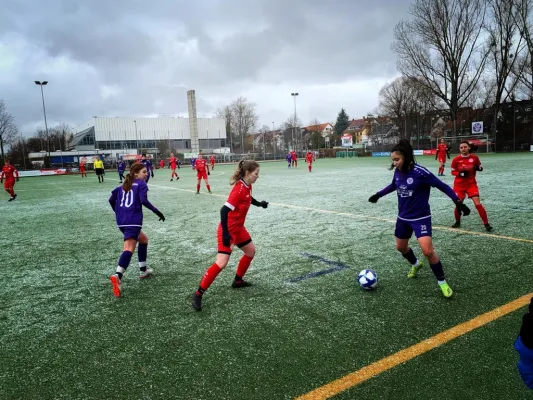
[441,135,494,153]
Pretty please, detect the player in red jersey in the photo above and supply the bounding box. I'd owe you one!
[291,150,298,167]
[451,140,492,231]
[191,160,269,311]
[79,157,87,177]
[169,153,179,181]
[209,155,216,170]
[435,138,450,176]
[305,151,314,172]
[194,153,211,194]
[1,159,19,201]
[159,159,165,169]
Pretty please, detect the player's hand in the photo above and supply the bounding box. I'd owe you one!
[208,171,210,176]
[458,170,469,178]
[155,210,165,222]
[16,177,19,182]
[151,172,154,178]
[368,193,380,203]
[454,199,471,216]
[222,231,231,247]
[435,156,437,160]
[260,200,268,209]
[447,154,451,159]
[475,165,483,172]
[0,179,2,184]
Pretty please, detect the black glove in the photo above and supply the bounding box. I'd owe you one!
[155,210,165,221]
[222,230,231,247]
[259,200,268,209]
[151,172,154,178]
[435,156,437,160]
[454,199,471,216]
[16,177,19,182]
[458,170,469,178]
[0,179,3,184]
[208,171,210,176]
[447,154,451,160]
[475,165,483,172]
[368,193,380,203]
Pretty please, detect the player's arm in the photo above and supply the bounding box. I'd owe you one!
[474,156,483,171]
[251,197,268,208]
[139,184,164,220]
[427,173,470,215]
[14,168,19,181]
[369,179,397,202]
[220,205,232,246]
[450,158,461,176]
[435,149,439,160]
[109,189,117,211]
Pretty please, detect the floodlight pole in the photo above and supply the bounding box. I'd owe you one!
[34,80,50,159]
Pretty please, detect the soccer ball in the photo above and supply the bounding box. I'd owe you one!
[358,269,378,290]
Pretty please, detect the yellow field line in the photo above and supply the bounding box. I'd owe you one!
[295,292,533,400]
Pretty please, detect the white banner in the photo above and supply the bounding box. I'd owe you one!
[341,134,353,148]
[472,121,483,134]
[18,169,68,177]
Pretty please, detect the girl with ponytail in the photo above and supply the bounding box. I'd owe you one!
[192,159,269,311]
[108,163,165,297]
[368,139,470,298]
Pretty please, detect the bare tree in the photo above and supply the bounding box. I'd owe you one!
[512,0,533,98]
[283,114,303,150]
[216,98,258,153]
[0,99,19,164]
[215,105,233,150]
[484,0,525,139]
[392,0,491,135]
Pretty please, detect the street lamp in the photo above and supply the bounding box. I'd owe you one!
[291,93,298,150]
[34,80,50,159]
[272,121,276,159]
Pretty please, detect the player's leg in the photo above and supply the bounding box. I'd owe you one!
[452,188,466,228]
[204,176,211,193]
[110,234,139,297]
[233,231,255,287]
[196,177,201,193]
[415,219,453,298]
[470,193,492,231]
[5,181,15,201]
[137,231,153,278]
[394,220,421,278]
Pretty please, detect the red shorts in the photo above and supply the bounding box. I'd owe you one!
[80,167,86,173]
[197,171,207,180]
[454,184,479,199]
[437,157,446,163]
[4,178,14,189]
[217,224,251,254]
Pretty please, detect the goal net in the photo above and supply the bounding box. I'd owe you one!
[441,135,494,153]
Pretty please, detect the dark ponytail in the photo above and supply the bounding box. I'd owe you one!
[390,138,415,172]
[229,159,260,185]
[123,163,145,191]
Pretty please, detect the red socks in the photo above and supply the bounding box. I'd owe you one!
[206,184,211,191]
[475,204,489,224]
[198,263,222,292]
[196,184,200,191]
[236,254,254,279]
[454,207,460,223]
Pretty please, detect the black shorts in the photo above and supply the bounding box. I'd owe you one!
[95,168,104,176]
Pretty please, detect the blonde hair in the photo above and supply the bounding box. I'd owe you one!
[229,159,259,185]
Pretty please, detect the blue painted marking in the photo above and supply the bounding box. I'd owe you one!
[288,253,351,283]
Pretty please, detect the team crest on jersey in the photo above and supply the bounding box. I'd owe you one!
[407,178,414,184]
[469,158,474,163]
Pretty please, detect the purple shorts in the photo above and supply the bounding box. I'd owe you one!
[395,217,432,239]
[119,226,142,241]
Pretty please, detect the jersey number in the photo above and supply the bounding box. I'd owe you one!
[120,191,134,208]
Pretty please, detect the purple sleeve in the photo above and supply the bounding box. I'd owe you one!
[109,188,117,211]
[138,182,158,213]
[377,179,397,198]
[427,172,459,201]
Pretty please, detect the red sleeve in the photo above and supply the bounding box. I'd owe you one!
[451,157,460,176]
[474,155,481,168]
[225,183,243,209]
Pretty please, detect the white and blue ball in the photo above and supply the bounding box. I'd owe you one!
[358,269,378,290]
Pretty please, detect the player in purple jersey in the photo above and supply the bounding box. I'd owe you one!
[117,157,126,183]
[108,163,165,297]
[139,154,154,183]
[368,139,471,298]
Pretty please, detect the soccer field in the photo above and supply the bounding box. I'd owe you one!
[2,154,533,399]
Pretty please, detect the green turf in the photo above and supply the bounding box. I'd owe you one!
[1,154,533,399]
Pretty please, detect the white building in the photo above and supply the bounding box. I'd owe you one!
[71,116,227,154]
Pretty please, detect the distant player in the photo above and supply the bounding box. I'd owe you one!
[79,157,87,178]
[291,150,297,167]
[286,152,292,168]
[1,159,19,201]
[305,151,314,172]
[435,138,451,176]
[94,156,105,183]
[139,154,154,183]
[117,157,126,183]
[169,153,179,181]
[159,159,165,169]
[108,163,165,297]
[209,155,216,170]
[451,140,493,231]
[194,153,211,194]
[191,160,269,311]
[368,139,471,298]
[190,157,196,170]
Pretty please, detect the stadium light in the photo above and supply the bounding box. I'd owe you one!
[34,80,50,160]
[291,93,299,150]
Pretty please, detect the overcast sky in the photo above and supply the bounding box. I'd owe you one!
[1,0,411,135]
